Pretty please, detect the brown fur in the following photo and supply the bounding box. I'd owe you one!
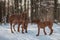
[9,12,28,33]
[32,19,53,36]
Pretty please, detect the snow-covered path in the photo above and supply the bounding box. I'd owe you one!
[0,23,60,40]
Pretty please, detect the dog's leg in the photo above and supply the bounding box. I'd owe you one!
[36,25,40,36]
[10,23,14,33]
[49,27,53,35]
[22,24,24,34]
[43,28,47,35]
[13,24,16,31]
[25,24,28,33]
[22,27,24,34]
[18,24,20,32]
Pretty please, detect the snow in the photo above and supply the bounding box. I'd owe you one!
[0,23,60,40]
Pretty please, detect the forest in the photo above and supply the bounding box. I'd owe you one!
[0,0,60,40]
[0,0,60,23]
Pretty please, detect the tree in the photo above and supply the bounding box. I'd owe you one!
[54,0,58,20]
[0,1,2,23]
[0,1,6,23]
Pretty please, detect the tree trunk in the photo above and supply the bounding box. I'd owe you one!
[54,0,58,20]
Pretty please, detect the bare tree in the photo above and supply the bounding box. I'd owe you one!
[54,0,58,20]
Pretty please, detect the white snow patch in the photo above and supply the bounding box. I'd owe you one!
[0,23,60,40]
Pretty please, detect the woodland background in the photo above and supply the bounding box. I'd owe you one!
[0,0,60,24]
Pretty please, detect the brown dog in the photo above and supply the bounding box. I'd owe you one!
[9,12,28,33]
[32,18,53,36]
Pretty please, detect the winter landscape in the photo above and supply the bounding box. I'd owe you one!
[0,23,60,40]
[0,0,60,40]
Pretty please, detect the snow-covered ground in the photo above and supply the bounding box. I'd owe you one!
[0,23,60,40]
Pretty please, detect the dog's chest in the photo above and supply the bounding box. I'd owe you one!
[38,22,48,28]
